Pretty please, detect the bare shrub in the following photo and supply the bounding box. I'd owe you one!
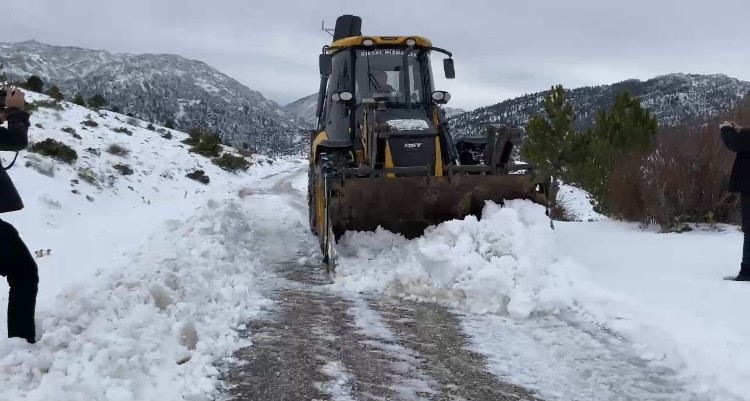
[606,94,750,230]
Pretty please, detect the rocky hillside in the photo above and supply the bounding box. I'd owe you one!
[449,73,750,138]
[0,40,306,156]
[283,93,319,128]
[283,93,466,125]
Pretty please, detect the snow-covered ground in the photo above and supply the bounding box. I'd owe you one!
[0,91,285,400]
[330,188,750,401]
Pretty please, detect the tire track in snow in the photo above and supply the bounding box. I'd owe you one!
[220,164,542,401]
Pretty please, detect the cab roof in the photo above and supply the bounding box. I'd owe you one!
[328,36,433,52]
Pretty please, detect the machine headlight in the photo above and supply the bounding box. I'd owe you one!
[362,38,374,46]
[431,91,450,103]
[333,91,353,103]
[406,38,416,46]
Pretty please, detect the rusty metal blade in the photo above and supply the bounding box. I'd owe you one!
[328,174,548,239]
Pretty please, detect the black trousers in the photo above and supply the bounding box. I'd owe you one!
[0,219,38,343]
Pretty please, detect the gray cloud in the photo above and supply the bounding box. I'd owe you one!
[4,0,750,111]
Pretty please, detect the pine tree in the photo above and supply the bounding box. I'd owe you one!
[520,84,576,190]
[88,94,107,109]
[576,90,658,213]
[25,75,44,92]
[47,85,64,101]
[74,93,86,106]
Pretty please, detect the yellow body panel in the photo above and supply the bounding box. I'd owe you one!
[328,36,433,52]
[310,131,329,234]
[384,141,395,178]
[310,131,329,161]
[434,136,443,176]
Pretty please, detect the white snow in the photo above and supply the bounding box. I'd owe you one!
[331,200,578,318]
[386,119,430,131]
[330,196,750,400]
[0,90,286,400]
[5,90,750,401]
[317,361,356,401]
[556,183,605,222]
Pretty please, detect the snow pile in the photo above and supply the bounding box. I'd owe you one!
[331,200,580,318]
[0,198,270,401]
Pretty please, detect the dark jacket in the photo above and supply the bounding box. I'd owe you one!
[0,108,30,213]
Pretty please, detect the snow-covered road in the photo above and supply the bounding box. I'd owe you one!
[1,155,746,401]
[220,164,717,401]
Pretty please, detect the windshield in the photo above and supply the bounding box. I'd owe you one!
[354,49,427,105]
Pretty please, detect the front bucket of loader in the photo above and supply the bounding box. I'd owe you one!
[328,173,550,240]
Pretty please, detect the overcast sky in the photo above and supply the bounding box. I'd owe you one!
[5,0,750,111]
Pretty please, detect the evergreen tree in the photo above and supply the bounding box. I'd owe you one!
[74,93,86,106]
[520,84,576,189]
[88,94,107,109]
[575,90,658,213]
[47,85,64,101]
[25,75,44,92]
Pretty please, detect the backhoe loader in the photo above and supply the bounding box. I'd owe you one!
[308,15,551,270]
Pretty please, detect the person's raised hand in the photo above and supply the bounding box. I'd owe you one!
[3,87,25,110]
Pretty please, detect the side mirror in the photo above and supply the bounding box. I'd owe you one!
[443,58,455,79]
[319,54,332,76]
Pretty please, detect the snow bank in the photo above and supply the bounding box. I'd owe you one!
[556,184,605,222]
[330,200,580,318]
[0,90,270,328]
[0,198,269,401]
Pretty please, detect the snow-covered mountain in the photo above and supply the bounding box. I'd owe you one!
[449,73,750,137]
[283,93,467,125]
[0,40,306,155]
[282,93,319,128]
[0,87,293,400]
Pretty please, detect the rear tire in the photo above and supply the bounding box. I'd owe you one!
[307,162,318,235]
[314,155,337,271]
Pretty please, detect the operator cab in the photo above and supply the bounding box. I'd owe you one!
[316,36,455,142]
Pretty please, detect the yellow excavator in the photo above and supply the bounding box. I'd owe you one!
[308,15,551,270]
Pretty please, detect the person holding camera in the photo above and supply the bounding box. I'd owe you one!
[0,87,38,343]
[720,120,750,281]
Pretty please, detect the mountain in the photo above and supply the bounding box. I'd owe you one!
[0,40,306,156]
[283,93,467,124]
[283,93,319,128]
[449,73,750,138]
[443,107,467,118]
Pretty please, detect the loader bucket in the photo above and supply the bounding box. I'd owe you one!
[328,173,549,240]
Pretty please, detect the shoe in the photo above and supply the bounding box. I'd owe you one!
[726,263,750,281]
